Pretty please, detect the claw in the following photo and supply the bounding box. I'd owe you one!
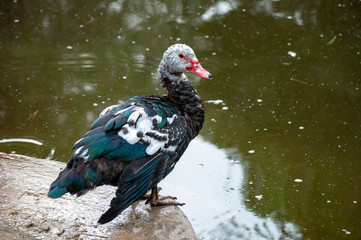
[145,185,185,206]
[151,195,185,206]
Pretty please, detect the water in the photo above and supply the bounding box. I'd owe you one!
[1,1,361,239]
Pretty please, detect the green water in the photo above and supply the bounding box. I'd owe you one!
[1,1,360,239]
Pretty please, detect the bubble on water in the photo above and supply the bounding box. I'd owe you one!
[205,99,223,104]
[255,195,263,200]
[288,51,296,57]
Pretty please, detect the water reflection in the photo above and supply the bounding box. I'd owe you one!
[58,53,98,70]
[0,138,43,145]
[163,137,302,239]
[201,0,240,22]
[0,0,361,239]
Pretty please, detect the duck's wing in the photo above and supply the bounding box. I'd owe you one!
[48,96,190,223]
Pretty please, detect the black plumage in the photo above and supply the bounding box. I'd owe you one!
[48,44,212,224]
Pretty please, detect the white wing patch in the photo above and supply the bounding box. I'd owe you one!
[99,104,119,116]
[114,107,131,116]
[167,114,177,125]
[74,146,90,161]
[118,107,178,155]
[99,101,131,116]
[73,106,179,161]
[142,131,169,155]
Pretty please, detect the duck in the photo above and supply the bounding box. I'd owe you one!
[47,44,212,224]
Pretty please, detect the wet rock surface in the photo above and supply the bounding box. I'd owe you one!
[0,152,196,240]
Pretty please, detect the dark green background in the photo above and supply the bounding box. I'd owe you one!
[1,1,360,239]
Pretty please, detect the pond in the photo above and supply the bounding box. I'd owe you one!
[1,0,361,239]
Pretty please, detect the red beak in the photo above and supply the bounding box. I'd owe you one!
[186,58,212,79]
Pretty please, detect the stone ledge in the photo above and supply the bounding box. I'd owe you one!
[0,152,196,240]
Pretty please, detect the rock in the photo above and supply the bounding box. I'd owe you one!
[0,225,32,240]
[0,152,196,240]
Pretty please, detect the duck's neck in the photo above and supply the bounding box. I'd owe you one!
[160,75,205,138]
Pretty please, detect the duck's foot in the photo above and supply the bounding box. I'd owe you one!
[150,195,185,206]
[141,187,162,200]
[145,185,185,206]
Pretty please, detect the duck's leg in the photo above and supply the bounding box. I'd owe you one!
[145,185,185,206]
[142,186,162,200]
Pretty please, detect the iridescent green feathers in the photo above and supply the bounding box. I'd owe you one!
[47,95,185,201]
[48,44,208,224]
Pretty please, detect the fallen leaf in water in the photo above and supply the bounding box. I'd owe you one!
[290,78,307,84]
[327,36,336,45]
[27,110,38,120]
[86,18,97,25]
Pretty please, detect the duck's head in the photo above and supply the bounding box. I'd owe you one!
[158,44,212,82]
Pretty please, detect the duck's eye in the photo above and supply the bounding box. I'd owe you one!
[178,53,185,59]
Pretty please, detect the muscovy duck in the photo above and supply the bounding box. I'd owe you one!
[48,44,212,224]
